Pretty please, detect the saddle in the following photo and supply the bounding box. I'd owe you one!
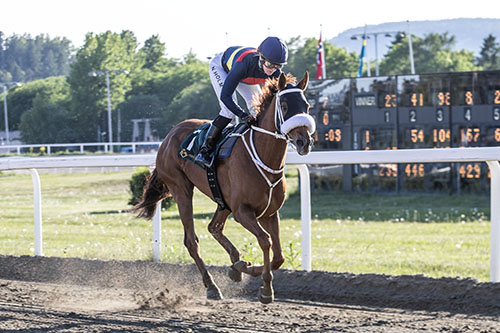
[178,122,248,211]
[178,122,247,167]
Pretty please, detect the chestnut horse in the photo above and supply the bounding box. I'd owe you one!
[132,72,315,303]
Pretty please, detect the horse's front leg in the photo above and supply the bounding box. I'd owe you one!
[261,213,285,269]
[233,205,274,304]
[233,213,285,275]
[207,208,244,282]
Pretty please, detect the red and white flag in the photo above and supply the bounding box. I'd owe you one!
[316,27,326,80]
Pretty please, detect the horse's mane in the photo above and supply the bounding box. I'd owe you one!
[253,73,297,115]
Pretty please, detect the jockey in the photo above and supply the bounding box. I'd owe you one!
[194,36,288,168]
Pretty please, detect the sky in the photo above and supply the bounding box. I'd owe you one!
[1,0,500,60]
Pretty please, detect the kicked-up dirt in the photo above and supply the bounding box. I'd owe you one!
[0,255,499,332]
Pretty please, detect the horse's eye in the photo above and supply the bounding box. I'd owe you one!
[281,102,288,114]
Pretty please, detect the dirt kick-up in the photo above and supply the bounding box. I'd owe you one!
[132,72,315,304]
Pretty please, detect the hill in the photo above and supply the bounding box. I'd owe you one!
[329,18,500,60]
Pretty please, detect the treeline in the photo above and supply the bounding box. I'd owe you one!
[0,32,73,82]
[1,30,499,144]
[2,31,220,143]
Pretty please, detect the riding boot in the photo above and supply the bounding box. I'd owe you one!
[195,123,223,168]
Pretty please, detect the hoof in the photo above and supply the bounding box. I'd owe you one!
[228,268,242,282]
[207,285,223,300]
[258,286,274,304]
[233,260,250,272]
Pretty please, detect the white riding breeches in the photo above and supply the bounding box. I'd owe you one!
[209,53,261,120]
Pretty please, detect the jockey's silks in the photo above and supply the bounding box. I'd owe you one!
[219,46,282,117]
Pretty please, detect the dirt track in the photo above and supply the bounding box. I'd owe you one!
[1,255,499,332]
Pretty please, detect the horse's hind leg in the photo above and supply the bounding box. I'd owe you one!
[174,186,223,300]
[208,208,243,282]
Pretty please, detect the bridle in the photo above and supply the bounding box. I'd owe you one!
[249,87,308,142]
[231,88,310,218]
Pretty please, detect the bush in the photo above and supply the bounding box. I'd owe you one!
[129,167,174,209]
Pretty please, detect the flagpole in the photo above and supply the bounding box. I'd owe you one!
[315,25,326,80]
[357,25,367,77]
[407,20,415,74]
[320,25,326,79]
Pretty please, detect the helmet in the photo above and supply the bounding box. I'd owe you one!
[258,36,288,65]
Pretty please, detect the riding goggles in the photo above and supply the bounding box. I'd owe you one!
[260,58,283,70]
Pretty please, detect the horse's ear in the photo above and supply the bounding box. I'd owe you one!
[297,72,309,91]
[278,73,287,90]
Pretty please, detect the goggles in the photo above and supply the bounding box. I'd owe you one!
[260,57,283,70]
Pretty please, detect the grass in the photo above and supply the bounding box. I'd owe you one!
[0,167,491,281]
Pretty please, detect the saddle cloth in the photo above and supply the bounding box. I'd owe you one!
[178,122,247,168]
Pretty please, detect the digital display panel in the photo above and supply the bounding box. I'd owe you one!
[308,70,500,192]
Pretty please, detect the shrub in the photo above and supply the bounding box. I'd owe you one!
[129,167,174,209]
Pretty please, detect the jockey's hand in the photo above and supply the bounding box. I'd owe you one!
[241,113,257,127]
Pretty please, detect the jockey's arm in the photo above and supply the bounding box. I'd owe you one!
[220,64,248,119]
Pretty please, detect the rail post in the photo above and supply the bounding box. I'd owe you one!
[152,202,162,262]
[297,164,311,271]
[29,169,43,256]
[487,161,500,282]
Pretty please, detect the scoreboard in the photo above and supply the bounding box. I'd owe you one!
[306,70,500,192]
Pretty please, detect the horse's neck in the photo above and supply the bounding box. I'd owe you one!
[253,98,287,170]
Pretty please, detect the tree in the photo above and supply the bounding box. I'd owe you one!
[18,77,74,143]
[476,34,500,70]
[20,96,75,144]
[67,30,141,142]
[118,94,164,141]
[162,77,219,131]
[286,37,358,79]
[147,54,208,109]
[128,35,178,98]
[0,32,73,82]
[379,32,478,75]
[1,76,68,131]
[140,35,176,71]
[120,49,214,137]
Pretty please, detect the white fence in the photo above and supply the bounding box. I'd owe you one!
[1,147,500,281]
[0,141,162,155]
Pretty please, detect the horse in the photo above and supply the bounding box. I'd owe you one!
[131,72,315,304]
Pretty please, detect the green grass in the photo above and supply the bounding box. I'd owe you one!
[0,168,491,281]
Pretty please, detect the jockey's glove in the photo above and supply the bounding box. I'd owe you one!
[241,113,257,127]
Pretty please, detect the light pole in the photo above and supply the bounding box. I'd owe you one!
[2,82,22,145]
[88,69,128,144]
[407,20,415,74]
[351,30,405,76]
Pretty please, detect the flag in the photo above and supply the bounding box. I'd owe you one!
[357,34,367,77]
[315,29,326,80]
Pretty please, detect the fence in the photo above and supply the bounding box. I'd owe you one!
[0,141,162,155]
[1,147,500,281]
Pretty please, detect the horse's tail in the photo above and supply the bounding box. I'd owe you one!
[131,168,170,220]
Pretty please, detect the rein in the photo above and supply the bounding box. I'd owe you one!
[231,87,306,219]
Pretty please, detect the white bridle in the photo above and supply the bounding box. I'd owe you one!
[249,88,316,141]
[231,88,315,218]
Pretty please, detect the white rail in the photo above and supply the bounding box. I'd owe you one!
[1,147,500,281]
[0,141,161,155]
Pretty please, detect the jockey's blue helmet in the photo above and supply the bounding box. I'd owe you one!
[258,36,288,65]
